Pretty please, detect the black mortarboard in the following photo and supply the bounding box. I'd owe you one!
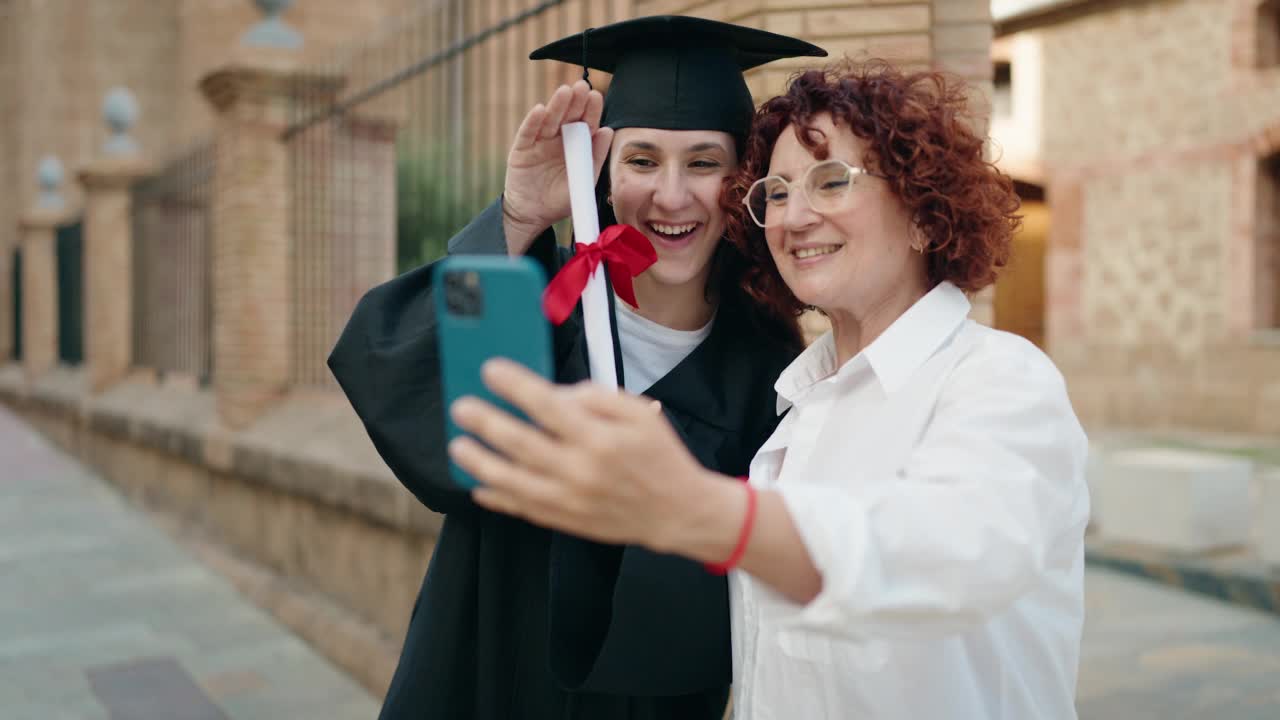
[530,15,826,151]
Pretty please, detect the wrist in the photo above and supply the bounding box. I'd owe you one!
[500,193,547,256]
[650,468,749,565]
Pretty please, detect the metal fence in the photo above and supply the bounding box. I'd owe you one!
[130,140,214,385]
[284,0,628,388]
[55,218,83,365]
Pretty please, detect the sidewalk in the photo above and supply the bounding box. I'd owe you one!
[0,405,379,720]
[1078,570,1280,719]
[3,404,1279,719]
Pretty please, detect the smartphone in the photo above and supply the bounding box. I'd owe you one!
[435,255,554,489]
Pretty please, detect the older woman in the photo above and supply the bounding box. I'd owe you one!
[451,61,1090,720]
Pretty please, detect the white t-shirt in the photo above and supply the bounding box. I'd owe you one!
[614,298,714,394]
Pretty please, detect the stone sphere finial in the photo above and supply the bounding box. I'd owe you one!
[242,0,302,50]
[257,0,294,15]
[37,155,66,211]
[103,87,140,156]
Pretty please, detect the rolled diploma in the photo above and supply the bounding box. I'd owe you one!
[561,121,618,390]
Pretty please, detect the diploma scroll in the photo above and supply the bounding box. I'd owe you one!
[560,121,619,390]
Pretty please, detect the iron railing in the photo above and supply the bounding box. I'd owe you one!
[130,140,215,385]
[286,0,626,388]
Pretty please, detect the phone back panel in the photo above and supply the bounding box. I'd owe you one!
[434,255,553,489]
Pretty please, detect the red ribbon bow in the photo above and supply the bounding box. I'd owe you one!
[541,224,657,325]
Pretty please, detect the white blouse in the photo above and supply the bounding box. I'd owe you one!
[731,281,1090,720]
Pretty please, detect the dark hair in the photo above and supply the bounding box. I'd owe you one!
[725,60,1022,320]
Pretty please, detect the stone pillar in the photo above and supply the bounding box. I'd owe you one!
[199,2,317,428]
[78,88,151,393]
[19,217,58,378]
[0,237,12,364]
[201,62,296,429]
[18,157,68,379]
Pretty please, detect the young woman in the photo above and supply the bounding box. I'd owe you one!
[329,15,825,720]
[449,61,1091,720]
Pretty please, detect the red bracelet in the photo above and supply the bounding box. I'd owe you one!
[703,478,757,575]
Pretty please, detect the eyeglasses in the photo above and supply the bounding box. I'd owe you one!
[743,160,886,228]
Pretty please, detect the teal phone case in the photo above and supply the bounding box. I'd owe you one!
[435,255,553,489]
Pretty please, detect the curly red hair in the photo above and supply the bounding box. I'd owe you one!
[724,61,1021,320]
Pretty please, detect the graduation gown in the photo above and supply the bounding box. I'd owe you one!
[328,198,796,720]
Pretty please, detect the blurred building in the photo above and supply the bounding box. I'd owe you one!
[989,0,1280,435]
[0,0,414,280]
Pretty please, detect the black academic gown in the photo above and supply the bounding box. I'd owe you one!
[328,198,796,720]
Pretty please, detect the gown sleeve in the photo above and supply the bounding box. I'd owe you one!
[327,197,561,516]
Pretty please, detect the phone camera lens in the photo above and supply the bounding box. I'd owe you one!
[444,271,484,317]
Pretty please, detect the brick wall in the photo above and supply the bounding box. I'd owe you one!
[1028,0,1280,433]
[0,0,438,375]
[0,1,13,257]
[0,1,14,359]
[632,0,932,99]
[174,0,418,148]
[628,0,993,326]
[85,1,182,166]
[623,1,991,105]
[0,0,416,242]
[12,0,90,220]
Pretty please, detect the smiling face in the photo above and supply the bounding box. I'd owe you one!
[764,113,925,318]
[608,127,737,295]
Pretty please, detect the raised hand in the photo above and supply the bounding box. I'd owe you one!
[501,80,615,256]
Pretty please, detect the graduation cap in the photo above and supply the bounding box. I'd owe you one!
[530,15,827,150]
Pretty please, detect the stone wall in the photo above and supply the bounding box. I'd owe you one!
[1032,0,1280,433]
